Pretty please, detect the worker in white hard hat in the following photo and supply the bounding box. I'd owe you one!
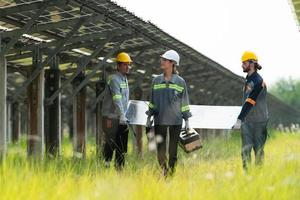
[232,51,269,171]
[101,52,132,170]
[146,50,192,177]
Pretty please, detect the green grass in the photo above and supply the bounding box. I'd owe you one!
[0,131,300,200]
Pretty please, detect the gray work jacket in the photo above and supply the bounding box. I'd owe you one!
[102,72,129,119]
[147,73,192,125]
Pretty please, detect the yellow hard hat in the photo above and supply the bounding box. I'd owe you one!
[116,52,132,63]
[241,51,258,62]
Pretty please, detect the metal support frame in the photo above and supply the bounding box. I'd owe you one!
[95,80,106,157]
[2,14,105,38]
[7,29,132,55]
[12,18,87,102]
[6,102,11,144]
[72,72,87,158]
[0,33,7,157]
[11,102,20,143]
[0,2,49,57]
[0,0,67,17]
[133,86,143,156]
[44,56,61,156]
[27,47,44,158]
[45,34,117,105]
[71,39,126,98]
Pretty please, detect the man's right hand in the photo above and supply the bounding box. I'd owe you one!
[119,114,128,125]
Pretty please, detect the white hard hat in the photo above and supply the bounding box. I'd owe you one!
[161,50,180,66]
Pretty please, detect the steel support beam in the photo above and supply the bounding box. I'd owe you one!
[0,2,49,57]
[45,35,116,105]
[133,87,143,157]
[27,47,44,158]
[6,102,11,144]
[71,38,127,97]
[0,34,7,157]
[44,56,61,157]
[95,81,105,158]
[72,72,86,158]
[7,29,132,55]
[0,0,67,17]
[2,14,105,38]
[12,18,87,102]
[11,102,20,143]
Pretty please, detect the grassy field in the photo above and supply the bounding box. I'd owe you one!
[0,130,299,200]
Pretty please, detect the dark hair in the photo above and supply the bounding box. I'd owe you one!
[249,60,262,70]
[256,63,262,70]
[172,63,179,74]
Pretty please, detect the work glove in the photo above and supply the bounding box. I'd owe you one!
[119,114,128,125]
[185,119,191,132]
[232,119,242,129]
[146,116,153,128]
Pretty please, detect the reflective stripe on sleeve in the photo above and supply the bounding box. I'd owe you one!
[112,94,122,101]
[246,98,256,105]
[181,105,190,112]
[149,102,155,109]
[120,83,127,89]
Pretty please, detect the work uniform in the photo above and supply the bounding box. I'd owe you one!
[102,72,129,169]
[238,71,268,170]
[147,73,192,174]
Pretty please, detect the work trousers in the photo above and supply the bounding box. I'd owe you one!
[154,125,182,175]
[241,121,268,170]
[102,117,129,169]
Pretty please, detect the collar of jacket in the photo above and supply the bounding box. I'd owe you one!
[246,71,257,81]
[158,73,177,83]
[116,71,127,81]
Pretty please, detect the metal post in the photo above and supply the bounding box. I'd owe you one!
[0,54,7,158]
[21,104,28,138]
[6,102,11,144]
[72,72,86,158]
[44,56,61,156]
[27,47,44,158]
[133,86,143,156]
[12,18,86,102]
[95,81,106,158]
[68,105,74,140]
[11,102,20,143]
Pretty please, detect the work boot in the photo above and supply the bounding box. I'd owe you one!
[162,167,168,178]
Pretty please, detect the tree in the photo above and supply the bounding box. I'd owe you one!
[270,78,300,111]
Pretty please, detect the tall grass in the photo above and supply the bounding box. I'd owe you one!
[0,131,299,200]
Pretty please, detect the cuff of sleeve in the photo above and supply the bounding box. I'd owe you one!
[237,115,245,122]
[182,111,192,120]
[146,110,154,116]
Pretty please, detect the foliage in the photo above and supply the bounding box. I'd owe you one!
[0,132,300,200]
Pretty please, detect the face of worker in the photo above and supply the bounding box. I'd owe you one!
[160,57,174,71]
[118,62,130,75]
[242,61,254,73]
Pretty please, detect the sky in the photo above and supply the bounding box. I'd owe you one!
[114,0,300,86]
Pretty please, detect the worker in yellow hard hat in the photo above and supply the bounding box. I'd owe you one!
[232,51,268,171]
[241,51,262,71]
[101,52,132,170]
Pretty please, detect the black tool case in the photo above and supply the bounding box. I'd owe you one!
[179,128,203,153]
